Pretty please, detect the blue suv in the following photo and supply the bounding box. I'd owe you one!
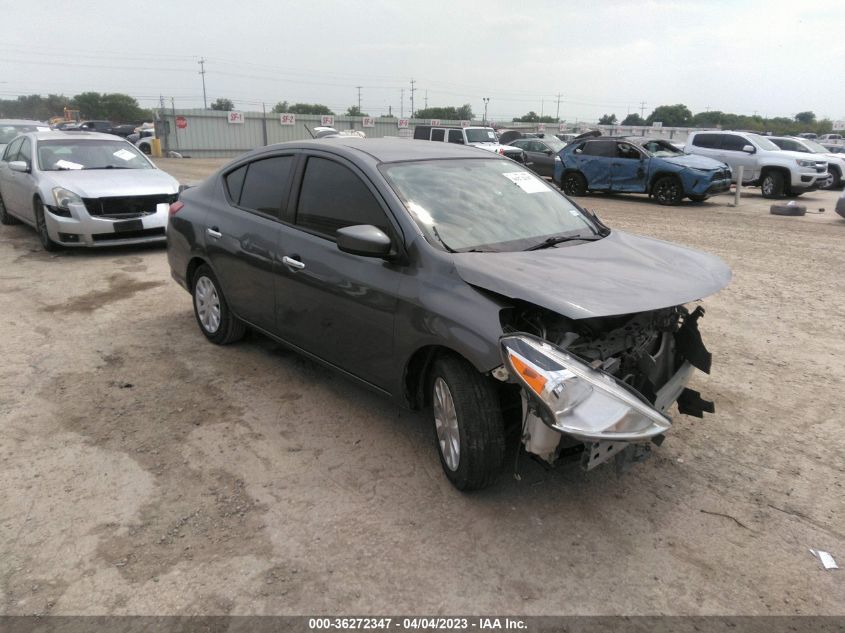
[554,136,731,205]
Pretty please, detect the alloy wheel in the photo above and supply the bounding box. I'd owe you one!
[195,276,221,334]
[433,377,460,472]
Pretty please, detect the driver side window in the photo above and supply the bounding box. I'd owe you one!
[3,137,23,162]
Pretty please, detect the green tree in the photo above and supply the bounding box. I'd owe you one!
[415,104,474,120]
[646,103,692,127]
[620,113,646,126]
[691,110,724,127]
[210,98,235,111]
[99,93,147,121]
[271,101,290,113]
[344,105,369,117]
[598,113,617,125]
[287,103,334,115]
[794,111,816,125]
[512,111,558,123]
[73,92,105,119]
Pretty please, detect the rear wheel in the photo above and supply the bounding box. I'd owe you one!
[653,176,684,205]
[0,191,20,225]
[561,172,587,196]
[761,171,785,198]
[34,199,59,251]
[191,265,246,344]
[429,355,505,491]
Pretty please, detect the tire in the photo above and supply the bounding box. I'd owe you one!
[824,169,841,190]
[785,192,803,198]
[34,199,60,251]
[139,143,151,155]
[0,190,20,225]
[652,176,684,205]
[191,265,246,345]
[561,172,587,196]
[770,202,806,216]
[429,354,505,491]
[760,171,785,198]
[688,194,709,203]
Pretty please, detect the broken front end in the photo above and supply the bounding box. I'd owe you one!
[498,304,714,471]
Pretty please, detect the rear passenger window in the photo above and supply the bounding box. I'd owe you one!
[237,156,294,216]
[431,129,445,142]
[225,165,247,203]
[295,157,390,238]
[692,134,720,149]
[447,129,464,144]
[721,135,748,151]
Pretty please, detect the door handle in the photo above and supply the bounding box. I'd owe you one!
[282,255,305,270]
[206,227,222,239]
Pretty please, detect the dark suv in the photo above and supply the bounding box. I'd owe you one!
[555,136,731,205]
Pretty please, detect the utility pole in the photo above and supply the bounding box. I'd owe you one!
[356,86,362,112]
[410,78,416,117]
[482,97,490,125]
[639,101,647,118]
[400,88,404,118]
[388,105,392,117]
[424,90,428,109]
[541,97,544,118]
[198,58,208,110]
[171,97,179,151]
[555,93,562,121]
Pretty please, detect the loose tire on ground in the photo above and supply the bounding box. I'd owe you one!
[770,202,806,216]
[652,176,684,205]
[0,191,20,225]
[34,199,59,251]
[191,264,246,345]
[761,171,785,199]
[561,172,588,196]
[429,354,505,491]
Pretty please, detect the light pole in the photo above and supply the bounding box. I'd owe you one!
[482,97,490,125]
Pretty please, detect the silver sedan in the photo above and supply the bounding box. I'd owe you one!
[0,131,179,250]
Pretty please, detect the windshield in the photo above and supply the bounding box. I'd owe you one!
[0,125,45,144]
[542,137,566,152]
[801,139,829,153]
[465,128,497,143]
[641,139,682,157]
[382,159,598,252]
[37,139,152,171]
[747,134,779,151]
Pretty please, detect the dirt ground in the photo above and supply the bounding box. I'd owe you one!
[1,156,843,616]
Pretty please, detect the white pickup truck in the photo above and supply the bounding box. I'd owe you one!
[413,125,526,163]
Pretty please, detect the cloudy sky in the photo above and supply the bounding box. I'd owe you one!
[2,0,844,122]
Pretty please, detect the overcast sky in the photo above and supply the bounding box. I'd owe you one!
[2,0,844,122]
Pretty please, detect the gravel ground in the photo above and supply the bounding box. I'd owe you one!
[1,157,843,616]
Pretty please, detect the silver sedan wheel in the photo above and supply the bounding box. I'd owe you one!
[194,276,221,334]
[433,377,460,472]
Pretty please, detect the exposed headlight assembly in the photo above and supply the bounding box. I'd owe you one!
[796,159,817,168]
[500,334,671,442]
[52,187,83,211]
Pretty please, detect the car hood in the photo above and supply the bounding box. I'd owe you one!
[453,230,732,320]
[42,168,179,197]
[471,142,522,153]
[659,153,727,170]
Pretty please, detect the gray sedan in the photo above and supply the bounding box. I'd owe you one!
[0,131,179,249]
[508,136,567,178]
[167,137,731,490]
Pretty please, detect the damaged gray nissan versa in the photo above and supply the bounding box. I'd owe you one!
[167,138,731,490]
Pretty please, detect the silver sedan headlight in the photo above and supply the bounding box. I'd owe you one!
[52,187,83,211]
[500,334,671,442]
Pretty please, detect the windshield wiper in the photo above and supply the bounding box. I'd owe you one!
[524,234,603,251]
[431,226,489,253]
[84,165,131,170]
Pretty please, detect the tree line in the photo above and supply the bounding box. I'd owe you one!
[596,104,834,135]
[0,93,150,122]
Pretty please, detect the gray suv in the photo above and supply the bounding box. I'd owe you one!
[685,131,828,197]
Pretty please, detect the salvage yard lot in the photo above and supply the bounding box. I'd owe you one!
[1,156,842,615]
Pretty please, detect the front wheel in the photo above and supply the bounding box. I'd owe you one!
[191,265,246,344]
[761,171,785,198]
[561,172,587,196]
[653,176,684,205]
[429,355,505,491]
[34,199,60,251]
[824,169,841,190]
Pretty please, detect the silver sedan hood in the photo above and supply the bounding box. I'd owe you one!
[453,230,732,319]
[44,169,179,197]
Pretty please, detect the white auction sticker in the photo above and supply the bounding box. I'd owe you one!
[55,159,83,170]
[502,171,550,193]
[113,149,136,161]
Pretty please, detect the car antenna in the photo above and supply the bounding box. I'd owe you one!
[431,226,457,253]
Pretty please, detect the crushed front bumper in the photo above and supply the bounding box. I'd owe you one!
[44,201,169,247]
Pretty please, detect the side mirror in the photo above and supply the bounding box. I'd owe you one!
[544,149,553,156]
[574,148,583,154]
[742,144,755,154]
[336,224,392,258]
[9,160,29,173]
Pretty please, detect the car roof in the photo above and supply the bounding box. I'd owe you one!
[253,137,502,164]
[0,119,47,126]
[26,130,126,141]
